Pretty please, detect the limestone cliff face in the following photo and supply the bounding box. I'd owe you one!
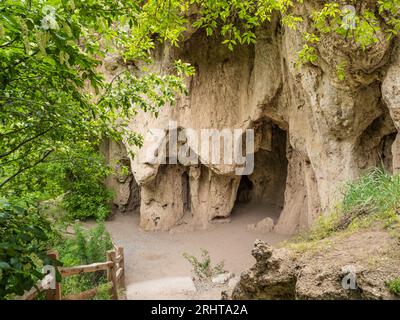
[104,7,400,234]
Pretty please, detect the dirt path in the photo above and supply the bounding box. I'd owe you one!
[101,204,290,299]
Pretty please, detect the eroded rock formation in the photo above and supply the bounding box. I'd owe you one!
[228,235,400,300]
[103,3,400,234]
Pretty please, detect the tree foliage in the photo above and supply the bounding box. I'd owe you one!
[0,0,191,193]
[0,0,192,298]
[0,198,55,299]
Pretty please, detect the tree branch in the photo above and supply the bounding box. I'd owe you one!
[0,127,54,159]
[0,149,54,189]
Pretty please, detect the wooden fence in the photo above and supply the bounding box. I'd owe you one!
[20,246,125,300]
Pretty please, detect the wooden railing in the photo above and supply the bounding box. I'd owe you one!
[20,246,125,300]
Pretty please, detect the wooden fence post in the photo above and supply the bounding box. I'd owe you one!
[45,250,61,300]
[117,246,125,289]
[21,245,125,300]
[106,250,118,300]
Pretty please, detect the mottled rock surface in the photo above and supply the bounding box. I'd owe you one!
[229,232,400,300]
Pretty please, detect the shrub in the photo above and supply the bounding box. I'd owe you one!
[55,223,113,299]
[62,189,112,222]
[60,148,113,221]
[0,198,57,299]
[183,249,225,280]
[1,144,114,222]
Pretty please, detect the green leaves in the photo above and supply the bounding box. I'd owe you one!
[192,0,278,50]
[60,144,113,221]
[307,2,397,51]
[183,249,226,280]
[387,277,400,295]
[175,59,196,77]
[0,199,54,299]
[336,60,347,81]
[0,262,11,270]
[0,0,193,192]
[281,14,303,31]
[297,44,318,67]
[288,1,400,78]
[188,0,399,56]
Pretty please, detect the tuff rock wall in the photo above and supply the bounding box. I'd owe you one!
[104,3,400,234]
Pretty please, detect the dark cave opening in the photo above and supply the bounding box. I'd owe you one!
[236,175,254,204]
[356,109,398,174]
[380,132,397,172]
[232,120,288,223]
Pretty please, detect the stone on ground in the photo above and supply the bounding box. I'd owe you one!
[211,272,235,284]
[247,217,275,233]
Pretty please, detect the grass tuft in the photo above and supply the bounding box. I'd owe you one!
[387,278,400,296]
[290,168,400,247]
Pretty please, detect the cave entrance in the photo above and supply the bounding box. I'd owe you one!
[232,120,288,225]
[236,175,253,204]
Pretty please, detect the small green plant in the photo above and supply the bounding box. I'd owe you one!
[182,249,225,280]
[336,60,348,81]
[387,277,400,295]
[297,44,319,67]
[93,282,113,300]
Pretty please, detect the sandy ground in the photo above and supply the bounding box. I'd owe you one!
[99,204,290,299]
